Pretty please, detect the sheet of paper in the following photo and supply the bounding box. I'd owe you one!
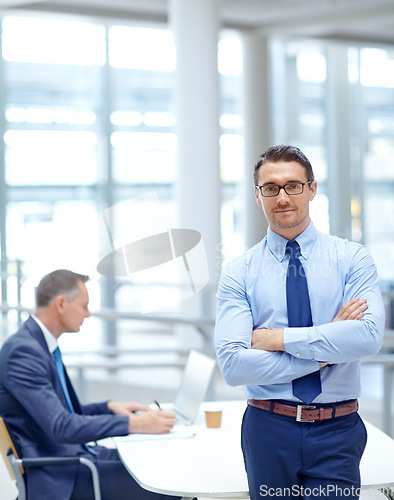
[114,425,196,442]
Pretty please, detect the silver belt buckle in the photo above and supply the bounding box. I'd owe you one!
[296,404,316,422]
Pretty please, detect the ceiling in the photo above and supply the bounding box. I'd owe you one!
[0,0,393,45]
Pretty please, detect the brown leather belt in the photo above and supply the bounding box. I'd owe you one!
[248,399,358,423]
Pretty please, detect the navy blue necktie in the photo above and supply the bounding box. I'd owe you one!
[286,240,321,404]
[53,347,97,455]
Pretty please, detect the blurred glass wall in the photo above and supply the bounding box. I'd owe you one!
[0,13,393,320]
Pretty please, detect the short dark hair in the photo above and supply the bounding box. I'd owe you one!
[253,145,315,186]
[36,270,89,308]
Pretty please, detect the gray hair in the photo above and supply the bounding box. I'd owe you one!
[35,269,89,308]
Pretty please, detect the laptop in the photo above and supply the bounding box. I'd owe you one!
[169,349,216,425]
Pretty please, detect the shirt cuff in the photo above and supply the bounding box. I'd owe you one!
[284,326,315,360]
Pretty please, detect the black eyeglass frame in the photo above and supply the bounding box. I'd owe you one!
[255,181,313,197]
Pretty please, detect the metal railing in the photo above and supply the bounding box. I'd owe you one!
[0,302,217,399]
[362,331,394,436]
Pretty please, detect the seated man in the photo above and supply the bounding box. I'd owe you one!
[0,269,179,500]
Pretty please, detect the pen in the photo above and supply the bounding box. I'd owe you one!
[154,399,162,410]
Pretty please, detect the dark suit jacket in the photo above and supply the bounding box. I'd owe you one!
[0,316,129,500]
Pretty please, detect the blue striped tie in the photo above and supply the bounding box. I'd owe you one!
[286,240,322,404]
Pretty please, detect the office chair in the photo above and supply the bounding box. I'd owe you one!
[0,417,102,500]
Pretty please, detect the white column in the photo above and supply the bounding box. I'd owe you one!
[169,0,221,321]
[241,31,270,248]
[326,44,352,240]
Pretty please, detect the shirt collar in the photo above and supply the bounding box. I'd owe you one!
[31,314,58,353]
[267,220,318,262]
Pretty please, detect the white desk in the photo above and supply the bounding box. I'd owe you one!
[113,401,394,499]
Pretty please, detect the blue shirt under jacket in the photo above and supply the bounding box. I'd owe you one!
[214,221,385,403]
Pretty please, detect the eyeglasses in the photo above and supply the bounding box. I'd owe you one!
[255,181,312,197]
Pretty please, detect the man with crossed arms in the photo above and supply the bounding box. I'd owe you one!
[215,145,385,499]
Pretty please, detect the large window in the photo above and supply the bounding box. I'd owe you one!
[1,13,394,320]
[270,38,394,286]
[0,14,245,325]
[356,48,394,284]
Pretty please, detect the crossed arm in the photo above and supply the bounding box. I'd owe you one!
[251,297,368,367]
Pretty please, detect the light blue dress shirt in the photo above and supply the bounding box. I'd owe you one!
[215,221,385,403]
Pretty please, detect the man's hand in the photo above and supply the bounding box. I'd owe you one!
[107,401,150,416]
[333,298,367,322]
[251,328,285,352]
[128,409,177,434]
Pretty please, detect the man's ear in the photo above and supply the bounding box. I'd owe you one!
[53,295,67,314]
[255,186,263,207]
[309,180,317,201]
